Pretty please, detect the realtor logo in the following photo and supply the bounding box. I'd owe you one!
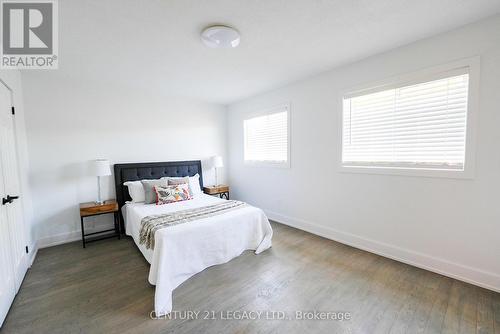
[1,0,58,69]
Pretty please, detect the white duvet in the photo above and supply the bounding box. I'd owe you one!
[123,194,273,315]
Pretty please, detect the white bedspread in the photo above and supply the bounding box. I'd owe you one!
[122,194,273,315]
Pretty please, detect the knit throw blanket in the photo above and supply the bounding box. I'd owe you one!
[139,200,247,249]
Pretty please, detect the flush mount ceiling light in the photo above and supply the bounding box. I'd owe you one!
[201,25,240,48]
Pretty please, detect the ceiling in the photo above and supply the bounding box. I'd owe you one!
[29,0,500,105]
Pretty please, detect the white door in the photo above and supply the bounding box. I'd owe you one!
[0,82,28,327]
[0,147,15,327]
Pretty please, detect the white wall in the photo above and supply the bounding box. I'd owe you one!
[0,70,35,261]
[22,74,227,248]
[227,16,500,291]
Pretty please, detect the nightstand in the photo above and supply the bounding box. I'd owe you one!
[79,200,121,248]
[203,185,230,200]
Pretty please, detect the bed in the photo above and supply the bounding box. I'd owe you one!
[114,161,273,316]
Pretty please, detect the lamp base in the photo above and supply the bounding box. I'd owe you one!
[95,200,105,206]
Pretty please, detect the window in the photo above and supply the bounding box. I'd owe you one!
[341,62,478,178]
[244,105,289,166]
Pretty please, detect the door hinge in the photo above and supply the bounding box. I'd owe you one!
[11,106,15,115]
[25,246,28,254]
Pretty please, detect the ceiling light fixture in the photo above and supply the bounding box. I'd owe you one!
[201,25,240,48]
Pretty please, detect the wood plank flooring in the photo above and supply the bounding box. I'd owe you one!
[2,222,499,334]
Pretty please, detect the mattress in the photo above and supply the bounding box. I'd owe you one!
[122,194,228,263]
[121,193,273,315]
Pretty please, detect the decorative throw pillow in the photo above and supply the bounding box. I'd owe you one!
[168,176,193,196]
[141,179,168,204]
[155,184,192,205]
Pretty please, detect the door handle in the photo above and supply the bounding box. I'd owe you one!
[2,195,19,205]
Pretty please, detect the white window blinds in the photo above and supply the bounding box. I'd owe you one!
[244,106,288,164]
[342,69,469,170]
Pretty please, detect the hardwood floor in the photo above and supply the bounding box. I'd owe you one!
[2,222,499,334]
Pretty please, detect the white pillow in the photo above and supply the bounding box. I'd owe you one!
[123,181,145,203]
[189,174,202,195]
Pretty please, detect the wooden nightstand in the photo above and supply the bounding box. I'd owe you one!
[203,185,229,200]
[79,200,121,248]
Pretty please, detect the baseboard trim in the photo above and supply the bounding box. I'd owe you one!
[37,222,117,249]
[37,231,81,249]
[28,242,38,266]
[265,209,500,293]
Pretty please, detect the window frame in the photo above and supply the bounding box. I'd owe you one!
[243,103,291,168]
[338,57,480,179]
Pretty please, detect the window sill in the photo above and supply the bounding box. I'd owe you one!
[339,165,474,179]
[244,161,290,169]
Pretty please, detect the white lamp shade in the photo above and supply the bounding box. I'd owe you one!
[90,159,111,176]
[211,156,224,168]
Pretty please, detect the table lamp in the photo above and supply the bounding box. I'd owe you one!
[90,159,111,205]
[211,156,223,187]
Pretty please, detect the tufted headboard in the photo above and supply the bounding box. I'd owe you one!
[113,160,203,220]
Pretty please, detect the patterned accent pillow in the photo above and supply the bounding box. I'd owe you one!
[168,176,194,196]
[154,184,192,205]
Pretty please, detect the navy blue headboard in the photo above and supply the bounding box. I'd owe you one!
[113,160,203,212]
